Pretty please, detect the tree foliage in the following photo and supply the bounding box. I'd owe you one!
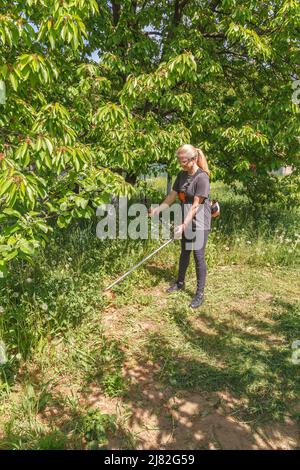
[0,0,299,275]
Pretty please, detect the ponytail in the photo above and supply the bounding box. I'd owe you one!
[176,144,210,176]
[196,148,210,176]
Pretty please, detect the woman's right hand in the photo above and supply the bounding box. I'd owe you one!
[148,207,158,217]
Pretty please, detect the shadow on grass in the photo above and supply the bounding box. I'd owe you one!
[103,289,299,449]
[271,300,300,342]
[1,288,299,449]
[141,298,300,426]
[144,264,175,286]
[0,387,135,450]
[122,359,264,450]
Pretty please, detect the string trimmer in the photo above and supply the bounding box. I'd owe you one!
[103,213,176,293]
[103,236,174,292]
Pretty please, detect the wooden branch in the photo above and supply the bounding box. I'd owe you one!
[202,32,225,38]
[173,0,190,26]
[139,0,150,12]
[131,0,137,13]
[111,1,121,26]
[144,30,163,36]
[173,0,181,26]
[209,0,221,12]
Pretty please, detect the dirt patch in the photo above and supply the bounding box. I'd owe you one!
[79,382,120,415]
[255,292,274,302]
[101,305,128,340]
[253,418,300,450]
[87,273,300,450]
[105,363,300,450]
[128,387,299,449]
[190,317,218,336]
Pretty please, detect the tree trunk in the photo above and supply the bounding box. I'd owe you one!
[125,172,138,186]
[167,172,172,195]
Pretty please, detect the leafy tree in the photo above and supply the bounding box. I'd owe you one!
[0,0,134,277]
[0,0,299,275]
[82,0,299,200]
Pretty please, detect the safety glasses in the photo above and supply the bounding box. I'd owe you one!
[177,157,189,164]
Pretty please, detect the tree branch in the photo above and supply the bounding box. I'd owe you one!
[143,30,163,36]
[173,0,190,26]
[209,0,221,12]
[111,1,121,26]
[131,0,137,13]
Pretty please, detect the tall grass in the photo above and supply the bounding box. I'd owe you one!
[0,179,299,449]
[0,181,299,361]
[147,177,300,268]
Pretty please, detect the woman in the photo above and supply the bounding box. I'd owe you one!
[148,144,211,308]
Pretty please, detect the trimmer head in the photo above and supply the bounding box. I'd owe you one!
[102,289,116,299]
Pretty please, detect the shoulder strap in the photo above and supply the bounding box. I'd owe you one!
[181,168,204,196]
[193,168,210,203]
[185,168,202,189]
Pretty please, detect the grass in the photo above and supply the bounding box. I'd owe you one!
[0,179,299,449]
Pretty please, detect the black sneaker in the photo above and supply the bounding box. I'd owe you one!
[190,292,204,308]
[166,282,185,293]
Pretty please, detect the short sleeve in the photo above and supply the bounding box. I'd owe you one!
[172,172,181,192]
[194,173,210,199]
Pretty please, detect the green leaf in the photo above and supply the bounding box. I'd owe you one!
[60,202,68,211]
[0,179,13,197]
[0,260,8,278]
[3,208,22,218]
[74,196,88,209]
[49,32,55,49]
[44,138,53,154]
[36,222,50,233]
[5,250,18,261]
[0,245,11,252]
[9,73,18,91]
[19,241,35,255]
[15,142,28,162]
[57,213,72,228]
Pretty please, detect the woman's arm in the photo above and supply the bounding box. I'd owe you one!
[148,190,178,216]
[176,195,205,233]
[183,196,204,227]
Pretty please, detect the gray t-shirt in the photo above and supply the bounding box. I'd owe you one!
[172,168,211,230]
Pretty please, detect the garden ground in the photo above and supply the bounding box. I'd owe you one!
[0,181,299,449]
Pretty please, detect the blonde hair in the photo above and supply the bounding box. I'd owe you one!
[176,144,210,176]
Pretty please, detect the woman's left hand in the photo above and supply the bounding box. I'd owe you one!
[175,223,185,236]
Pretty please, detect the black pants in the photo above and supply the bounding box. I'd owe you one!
[177,229,210,293]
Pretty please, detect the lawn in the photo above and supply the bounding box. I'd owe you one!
[0,180,299,449]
